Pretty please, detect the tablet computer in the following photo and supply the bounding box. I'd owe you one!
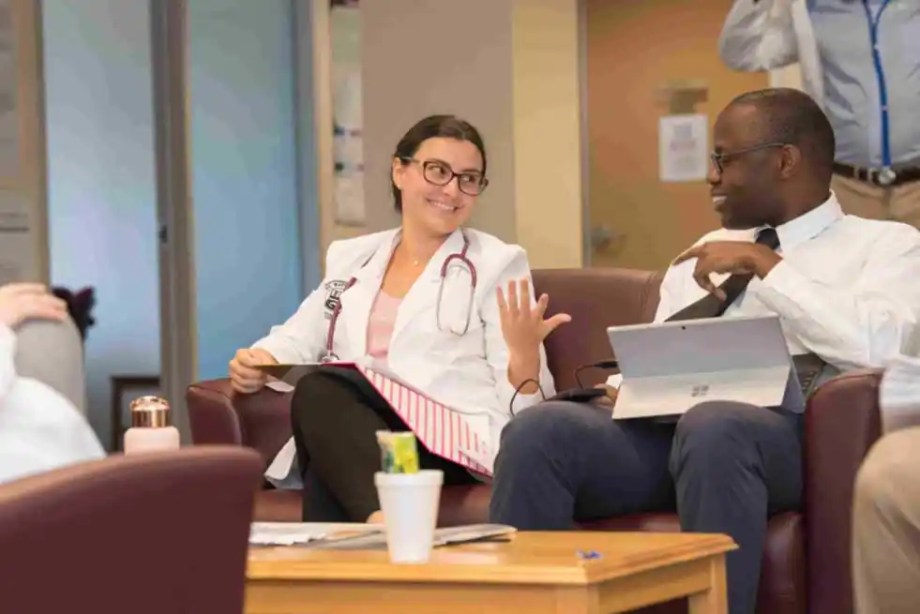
[606,315,804,419]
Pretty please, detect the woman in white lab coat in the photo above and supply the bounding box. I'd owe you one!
[0,284,104,484]
[228,115,569,522]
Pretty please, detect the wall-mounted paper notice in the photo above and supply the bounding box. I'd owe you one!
[659,114,708,183]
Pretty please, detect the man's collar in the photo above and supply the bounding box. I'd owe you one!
[758,191,844,251]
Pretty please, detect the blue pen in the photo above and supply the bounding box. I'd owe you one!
[577,549,602,560]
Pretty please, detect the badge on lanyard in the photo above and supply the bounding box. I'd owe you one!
[323,279,348,319]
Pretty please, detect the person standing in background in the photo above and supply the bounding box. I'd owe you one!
[720,0,920,226]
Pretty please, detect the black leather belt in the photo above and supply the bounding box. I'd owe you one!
[833,162,920,187]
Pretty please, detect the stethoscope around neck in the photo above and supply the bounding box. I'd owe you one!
[321,230,477,363]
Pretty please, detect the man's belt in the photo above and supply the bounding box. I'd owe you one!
[833,162,920,187]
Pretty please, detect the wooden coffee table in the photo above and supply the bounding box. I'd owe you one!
[246,531,735,613]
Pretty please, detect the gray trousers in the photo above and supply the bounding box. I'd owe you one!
[853,428,920,614]
[489,400,803,614]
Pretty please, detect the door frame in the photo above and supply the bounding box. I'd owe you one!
[294,0,327,287]
[150,0,196,438]
[151,0,325,436]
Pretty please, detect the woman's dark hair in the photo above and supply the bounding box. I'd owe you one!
[391,115,487,212]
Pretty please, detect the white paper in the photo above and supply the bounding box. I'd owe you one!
[659,114,709,182]
[265,380,294,393]
[605,373,623,389]
[308,524,516,551]
[249,522,381,546]
[879,355,920,434]
[264,438,299,485]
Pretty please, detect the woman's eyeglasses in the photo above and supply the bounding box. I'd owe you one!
[400,157,489,196]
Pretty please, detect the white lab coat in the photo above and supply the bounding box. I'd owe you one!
[0,324,104,484]
[255,227,556,486]
[720,0,825,107]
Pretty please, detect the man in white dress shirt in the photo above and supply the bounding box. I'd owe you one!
[0,283,103,484]
[491,88,920,614]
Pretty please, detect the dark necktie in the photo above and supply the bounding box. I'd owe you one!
[666,227,780,322]
[662,228,823,397]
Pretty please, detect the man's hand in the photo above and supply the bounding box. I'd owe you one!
[228,347,277,394]
[0,283,68,329]
[592,383,619,408]
[672,241,781,300]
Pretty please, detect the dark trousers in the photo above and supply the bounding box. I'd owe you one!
[291,368,476,522]
[489,400,803,614]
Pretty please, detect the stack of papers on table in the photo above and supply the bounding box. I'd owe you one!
[312,524,517,550]
[249,522,382,546]
[248,523,516,549]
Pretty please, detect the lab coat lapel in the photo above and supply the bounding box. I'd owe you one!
[390,228,465,344]
[338,231,397,360]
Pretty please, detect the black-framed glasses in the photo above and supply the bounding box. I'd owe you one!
[710,142,787,174]
[400,157,489,196]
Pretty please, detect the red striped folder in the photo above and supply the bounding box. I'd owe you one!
[358,366,493,477]
[260,361,495,476]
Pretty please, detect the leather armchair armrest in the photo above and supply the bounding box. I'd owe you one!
[804,368,883,614]
[187,379,293,468]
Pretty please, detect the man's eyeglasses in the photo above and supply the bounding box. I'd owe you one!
[710,142,787,174]
[400,157,489,196]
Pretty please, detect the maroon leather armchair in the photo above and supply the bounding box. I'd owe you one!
[0,446,264,614]
[187,268,882,614]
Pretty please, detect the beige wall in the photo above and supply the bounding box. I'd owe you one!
[361,0,517,240]
[318,2,798,271]
[770,64,803,90]
[346,0,582,268]
[510,0,583,269]
[582,0,770,270]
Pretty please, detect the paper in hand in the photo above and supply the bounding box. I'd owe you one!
[254,363,323,385]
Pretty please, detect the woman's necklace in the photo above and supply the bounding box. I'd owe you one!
[402,246,430,268]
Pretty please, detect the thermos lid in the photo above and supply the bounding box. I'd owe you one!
[130,395,171,428]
